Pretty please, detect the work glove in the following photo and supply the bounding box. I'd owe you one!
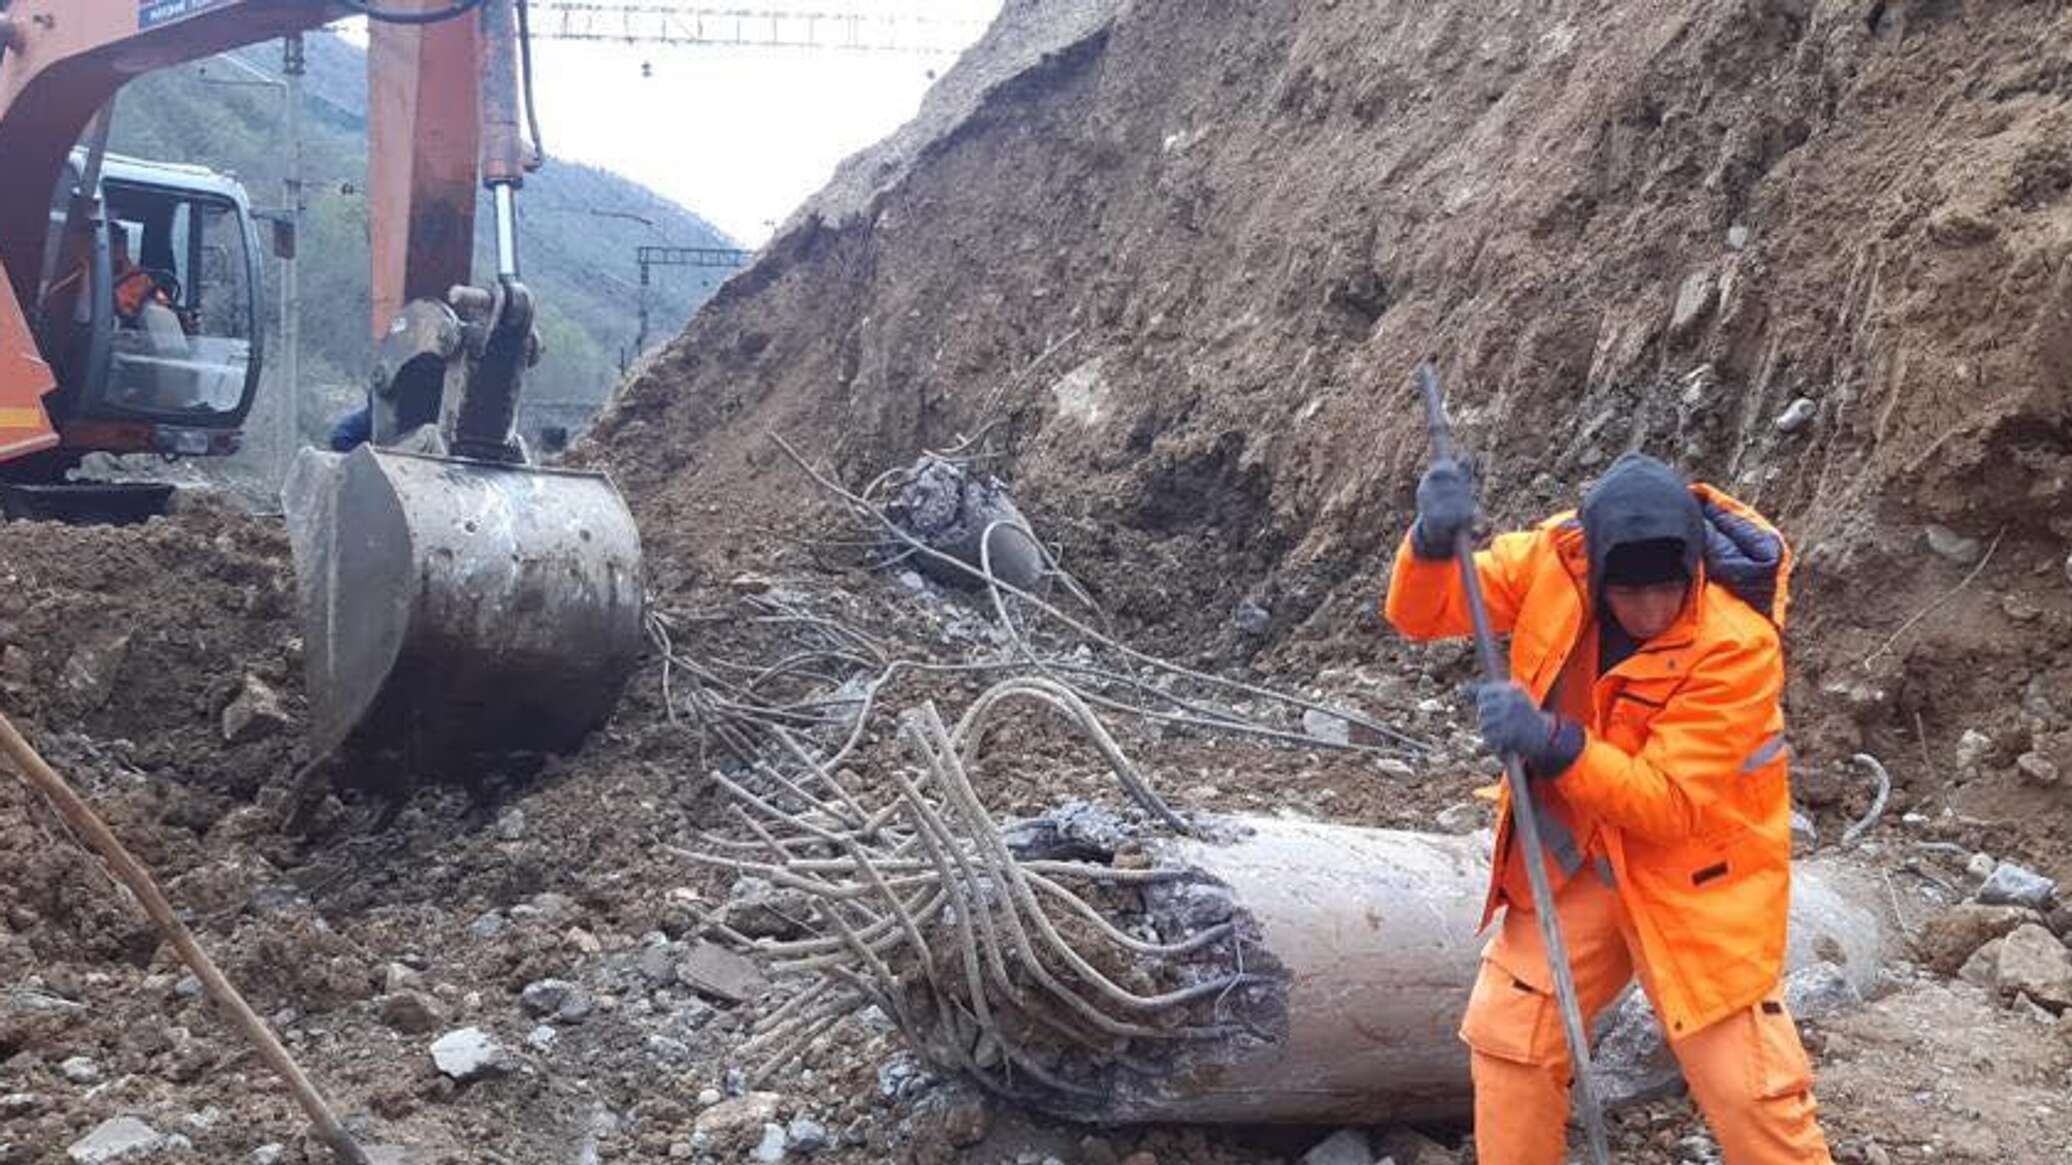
[1472,681,1585,779]
[1411,458,1479,560]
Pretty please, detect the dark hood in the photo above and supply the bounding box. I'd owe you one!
[1580,453,1705,600]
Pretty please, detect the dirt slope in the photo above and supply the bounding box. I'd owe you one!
[593,0,2072,868]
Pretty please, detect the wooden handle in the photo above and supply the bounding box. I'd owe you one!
[0,711,372,1165]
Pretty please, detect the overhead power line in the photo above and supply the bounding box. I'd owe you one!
[526,3,990,54]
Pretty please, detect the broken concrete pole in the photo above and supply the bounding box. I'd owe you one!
[884,456,1047,592]
[1015,819,1897,1125]
[707,700,1897,1127]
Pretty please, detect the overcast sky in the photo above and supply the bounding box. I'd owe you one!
[348,3,1000,247]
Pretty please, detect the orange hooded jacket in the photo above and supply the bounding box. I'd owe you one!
[1384,482,1794,1038]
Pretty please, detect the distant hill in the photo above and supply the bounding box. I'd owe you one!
[106,29,736,453]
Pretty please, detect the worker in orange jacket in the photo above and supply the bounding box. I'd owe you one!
[1385,451,1833,1165]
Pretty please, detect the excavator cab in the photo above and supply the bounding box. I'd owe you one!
[36,153,260,460]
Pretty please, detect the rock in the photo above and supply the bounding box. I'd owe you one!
[2050,905,2072,941]
[636,943,679,986]
[696,1088,723,1107]
[1670,270,1716,335]
[677,941,769,1005]
[1377,1128,1458,1165]
[1301,707,1351,747]
[694,1093,783,1143]
[428,1027,514,1082]
[468,911,508,941]
[520,978,592,1022]
[1726,224,1751,251]
[647,1034,691,1063]
[377,990,447,1035]
[251,1146,285,1165]
[527,1024,557,1051]
[910,1082,989,1148]
[1978,862,2057,911]
[59,1055,99,1084]
[529,892,580,923]
[1958,938,2004,988]
[383,962,424,994]
[1923,524,1983,566]
[1232,599,1271,636]
[0,1092,44,1118]
[61,630,131,711]
[2016,752,2060,785]
[220,674,291,743]
[495,807,527,841]
[1782,961,1861,1021]
[1789,808,1817,849]
[1773,398,1816,434]
[752,1123,788,1162]
[1435,802,1484,835]
[0,644,32,686]
[1955,728,1994,771]
[722,876,811,940]
[1914,899,2030,970]
[786,1116,830,1156]
[1994,924,2072,1010]
[66,1117,165,1164]
[1119,1155,1159,1165]
[1589,988,1679,1105]
[1967,852,1997,883]
[1919,903,2043,975]
[1300,1128,1373,1165]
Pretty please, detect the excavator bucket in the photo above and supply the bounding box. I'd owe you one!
[282,445,644,776]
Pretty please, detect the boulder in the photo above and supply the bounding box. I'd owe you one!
[377,990,448,1035]
[752,1123,788,1163]
[1300,1128,1373,1165]
[1783,961,1861,1021]
[1917,902,2044,976]
[520,978,592,1022]
[66,1117,165,1164]
[1376,1128,1459,1165]
[1977,862,2057,911]
[695,1092,785,1148]
[677,941,768,1005]
[1993,924,2072,1011]
[1958,938,2004,988]
[221,674,292,743]
[429,1027,514,1082]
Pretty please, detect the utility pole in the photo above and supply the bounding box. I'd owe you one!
[633,244,750,355]
[281,34,305,460]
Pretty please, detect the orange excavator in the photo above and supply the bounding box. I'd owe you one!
[0,0,645,775]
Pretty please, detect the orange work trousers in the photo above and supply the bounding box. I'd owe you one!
[1461,869,1834,1165]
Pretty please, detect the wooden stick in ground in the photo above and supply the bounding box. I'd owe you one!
[0,710,372,1165]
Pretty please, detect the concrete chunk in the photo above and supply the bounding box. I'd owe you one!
[429,1026,514,1081]
[67,1117,165,1164]
[677,941,769,1005]
[1978,862,2056,911]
